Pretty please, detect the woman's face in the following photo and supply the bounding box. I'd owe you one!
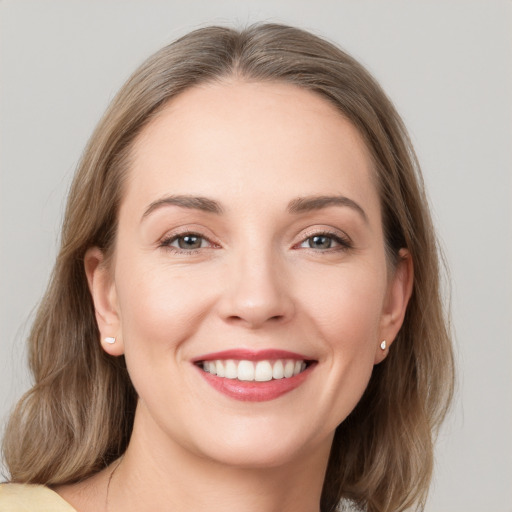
[87,81,411,469]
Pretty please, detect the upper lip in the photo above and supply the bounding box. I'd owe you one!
[192,348,315,363]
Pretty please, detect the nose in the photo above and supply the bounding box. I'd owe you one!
[217,250,295,329]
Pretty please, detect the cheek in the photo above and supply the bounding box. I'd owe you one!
[299,260,387,347]
[114,256,217,360]
[265,259,388,434]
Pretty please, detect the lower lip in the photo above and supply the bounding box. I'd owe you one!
[196,365,314,402]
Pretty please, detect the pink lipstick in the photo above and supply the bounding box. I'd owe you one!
[193,349,316,402]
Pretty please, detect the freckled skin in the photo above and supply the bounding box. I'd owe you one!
[81,81,412,512]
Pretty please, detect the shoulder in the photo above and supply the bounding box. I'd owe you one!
[0,483,77,511]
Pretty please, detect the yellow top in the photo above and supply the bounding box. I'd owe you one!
[0,483,77,511]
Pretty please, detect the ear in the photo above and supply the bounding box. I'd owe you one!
[84,247,124,356]
[374,248,414,364]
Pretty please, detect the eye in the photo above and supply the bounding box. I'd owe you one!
[173,234,206,250]
[298,232,351,251]
[161,232,212,252]
[304,234,334,249]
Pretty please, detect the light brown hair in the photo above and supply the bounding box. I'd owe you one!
[2,24,454,512]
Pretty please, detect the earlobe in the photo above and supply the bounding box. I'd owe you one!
[84,247,124,356]
[374,249,414,364]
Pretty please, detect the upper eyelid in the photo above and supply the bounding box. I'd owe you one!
[159,233,219,255]
[295,226,352,242]
[161,232,215,246]
[293,226,354,251]
[170,234,211,250]
[157,226,352,248]
[297,234,351,248]
[159,225,217,242]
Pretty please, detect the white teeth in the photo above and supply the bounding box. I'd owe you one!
[202,358,308,382]
[272,360,284,379]
[254,361,273,382]
[216,360,225,377]
[284,360,295,378]
[224,360,237,379]
[238,360,255,381]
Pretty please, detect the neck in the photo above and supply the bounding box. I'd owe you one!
[107,405,331,512]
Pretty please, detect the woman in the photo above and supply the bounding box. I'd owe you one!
[1,23,454,512]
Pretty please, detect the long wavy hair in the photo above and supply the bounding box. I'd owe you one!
[2,23,454,512]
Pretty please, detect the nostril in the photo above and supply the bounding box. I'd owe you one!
[224,313,285,328]
[218,285,295,328]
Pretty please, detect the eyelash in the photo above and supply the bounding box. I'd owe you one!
[296,230,352,252]
[159,230,352,255]
[159,232,216,254]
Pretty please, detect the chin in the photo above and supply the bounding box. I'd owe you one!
[185,416,334,471]
[200,441,315,470]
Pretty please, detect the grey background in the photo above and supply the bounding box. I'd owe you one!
[1,1,511,511]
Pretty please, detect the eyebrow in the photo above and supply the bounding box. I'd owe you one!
[141,193,367,223]
[142,195,223,220]
[287,195,368,223]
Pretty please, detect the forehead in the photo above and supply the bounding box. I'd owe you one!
[125,80,378,216]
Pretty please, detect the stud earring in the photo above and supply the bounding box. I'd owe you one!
[380,340,387,350]
[105,337,116,345]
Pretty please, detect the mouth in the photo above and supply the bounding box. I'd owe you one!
[193,349,317,401]
[197,358,311,382]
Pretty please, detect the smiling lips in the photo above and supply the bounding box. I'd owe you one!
[194,349,316,402]
[202,359,307,381]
